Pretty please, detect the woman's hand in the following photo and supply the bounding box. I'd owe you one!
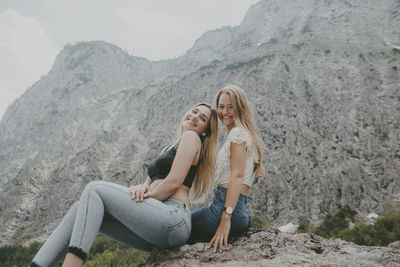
[208,214,232,252]
[129,183,150,202]
[143,191,154,199]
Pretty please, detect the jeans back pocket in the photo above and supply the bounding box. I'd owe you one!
[166,219,189,247]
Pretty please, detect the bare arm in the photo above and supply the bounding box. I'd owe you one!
[144,131,200,201]
[143,176,151,186]
[209,141,246,252]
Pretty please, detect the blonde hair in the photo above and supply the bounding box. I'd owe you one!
[215,85,265,178]
[176,103,218,199]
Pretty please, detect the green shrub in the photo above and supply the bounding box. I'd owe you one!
[85,235,150,266]
[251,213,270,228]
[314,205,356,238]
[339,222,376,246]
[340,210,400,246]
[0,235,149,267]
[85,247,149,267]
[297,220,315,233]
[0,241,42,267]
[312,206,400,247]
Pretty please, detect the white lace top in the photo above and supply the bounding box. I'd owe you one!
[214,127,257,187]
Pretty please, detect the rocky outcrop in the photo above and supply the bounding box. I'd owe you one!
[0,0,399,246]
[143,228,400,266]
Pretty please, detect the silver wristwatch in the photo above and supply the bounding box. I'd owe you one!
[223,206,233,215]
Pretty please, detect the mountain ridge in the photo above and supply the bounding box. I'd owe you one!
[0,0,399,246]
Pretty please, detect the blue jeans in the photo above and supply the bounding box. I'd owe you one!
[191,186,252,240]
[30,181,191,267]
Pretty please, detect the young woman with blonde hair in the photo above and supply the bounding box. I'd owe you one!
[29,103,218,267]
[191,86,264,252]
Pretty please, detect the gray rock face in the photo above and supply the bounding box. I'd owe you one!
[0,0,399,246]
[143,228,400,266]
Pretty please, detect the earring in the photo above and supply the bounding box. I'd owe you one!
[202,133,206,136]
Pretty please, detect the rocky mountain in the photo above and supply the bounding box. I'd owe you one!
[143,228,400,266]
[0,0,399,246]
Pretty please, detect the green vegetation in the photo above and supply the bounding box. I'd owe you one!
[297,219,315,233]
[314,205,357,238]
[3,207,399,265]
[0,241,42,267]
[297,206,400,247]
[251,213,270,228]
[0,235,149,267]
[85,235,150,266]
[340,210,400,246]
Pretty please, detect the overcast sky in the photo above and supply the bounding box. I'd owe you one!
[0,0,259,120]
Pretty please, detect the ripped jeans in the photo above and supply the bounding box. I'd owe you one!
[30,181,191,267]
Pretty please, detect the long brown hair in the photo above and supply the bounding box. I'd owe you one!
[215,85,265,178]
[176,103,218,199]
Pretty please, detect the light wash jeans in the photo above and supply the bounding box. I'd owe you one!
[190,186,252,240]
[30,181,191,267]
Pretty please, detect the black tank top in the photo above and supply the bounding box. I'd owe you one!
[147,145,197,188]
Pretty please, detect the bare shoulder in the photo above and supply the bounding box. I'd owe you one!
[180,130,201,147]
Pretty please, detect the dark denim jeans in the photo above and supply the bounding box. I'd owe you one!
[191,186,252,240]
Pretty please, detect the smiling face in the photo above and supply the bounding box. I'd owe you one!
[217,93,236,131]
[182,104,211,136]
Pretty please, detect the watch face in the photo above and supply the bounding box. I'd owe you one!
[226,207,233,214]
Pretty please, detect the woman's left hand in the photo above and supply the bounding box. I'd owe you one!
[208,214,231,252]
[143,191,154,199]
[129,183,150,202]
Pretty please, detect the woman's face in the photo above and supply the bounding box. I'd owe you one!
[182,105,211,135]
[217,93,235,129]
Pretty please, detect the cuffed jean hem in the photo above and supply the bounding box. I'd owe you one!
[67,246,87,261]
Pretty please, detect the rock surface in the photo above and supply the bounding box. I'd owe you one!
[0,0,399,246]
[143,228,400,267]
